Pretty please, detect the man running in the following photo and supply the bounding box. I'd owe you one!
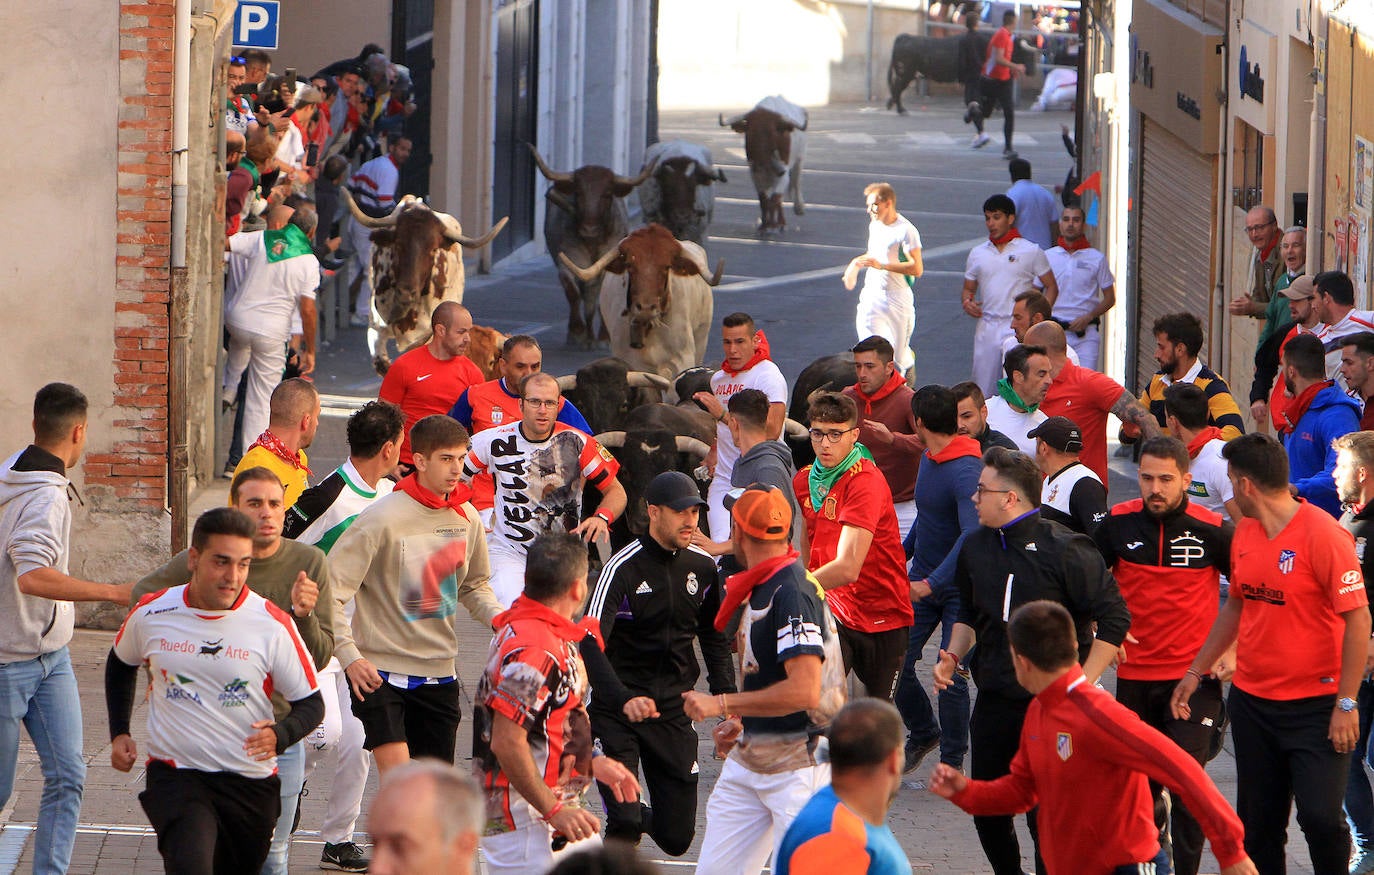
[843,184,923,378]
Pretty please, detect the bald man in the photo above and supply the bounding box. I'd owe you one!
[369,760,484,875]
[379,302,486,470]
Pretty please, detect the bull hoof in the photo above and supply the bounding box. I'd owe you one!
[372,357,391,377]
[886,98,895,109]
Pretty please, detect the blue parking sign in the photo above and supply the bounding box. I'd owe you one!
[232,1,280,50]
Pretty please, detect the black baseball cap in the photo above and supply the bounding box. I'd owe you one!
[644,471,706,511]
[1026,416,1083,453]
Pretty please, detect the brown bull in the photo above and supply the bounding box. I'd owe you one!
[529,145,655,348]
[465,325,507,380]
[719,96,808,233]
[342,189,507,374]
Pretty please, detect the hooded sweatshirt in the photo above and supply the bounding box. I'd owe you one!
[0,448,76,662]
[1285,383,1362,517]
[733,439,802,544]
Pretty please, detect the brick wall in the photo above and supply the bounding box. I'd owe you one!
[104,0,175,510]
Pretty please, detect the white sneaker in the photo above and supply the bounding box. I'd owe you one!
[349,312,369,328]
[971,133,991,149]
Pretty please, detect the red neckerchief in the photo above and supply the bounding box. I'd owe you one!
[1185,426,1223,460]
[990,228,1022,247]
[1260,237,1279,263]
[1281,380,1333,434]
[494,594,603,649]
[927,434,983,463]
[1056,235,1091,253]
[396,473,473,511]
[1355,502,1369,516]
[852,369,906,415]
[249,430,311,476]
[720,330,772,377]
[714,547,800,632]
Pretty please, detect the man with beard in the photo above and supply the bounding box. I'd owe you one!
[1279,333,1361,517]
[1093,437,1233,875]
[1132,313,1244,441]
[1340,333,1374,432]
[951,382,1018,452]
[1250,275,1326,434]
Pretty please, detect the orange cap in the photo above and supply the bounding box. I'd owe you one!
[728,484,792,541]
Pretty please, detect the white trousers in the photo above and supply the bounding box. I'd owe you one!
[1067,323,1102,371]
[223,326,287,450]
[302,662,372,844]
[857,296,916,374]
[347,218,374,315]
[487,534,528,608]
[695,757,830,875]
[707,474,733,546]
[973,316,1014,397]
[481,796,601,875]
[894,499,917,543]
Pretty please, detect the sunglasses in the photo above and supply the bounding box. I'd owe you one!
[230,55,246,65]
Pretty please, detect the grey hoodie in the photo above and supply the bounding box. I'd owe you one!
[0,449,75,661]
[732,440,801,543]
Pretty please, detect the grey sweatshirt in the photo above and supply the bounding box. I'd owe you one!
[0,448,76,662]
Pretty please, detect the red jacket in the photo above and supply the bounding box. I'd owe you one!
[952,665,1247,874]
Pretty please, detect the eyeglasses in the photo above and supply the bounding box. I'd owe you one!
[973,484,1013,498]
[1245,221,1276,233]
[808,427,858,443]
[522,398,559,409]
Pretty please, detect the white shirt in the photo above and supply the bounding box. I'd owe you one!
[349,154,400,215]
[1186,438,1234,518]
[113,585,319,779]
[710,360,788,484]
[224,231,319,340]
[1317,308,1374,389]
[985,395,1047,455]
[1046,245,1114,322]
[274,123,306,172]
[965,238,1052,320]
[861,215,922,306]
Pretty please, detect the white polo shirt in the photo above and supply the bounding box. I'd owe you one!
[965,238,1052,320]
[861,215,922,306]
[1046,245,1114,322]
[224,231,320,341]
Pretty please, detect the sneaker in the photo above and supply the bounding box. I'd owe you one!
[220,462,236,480]
[1352,848,1374,874]
[971,133,991,149]
[320,841,370,872]
[903,736,940,774]
[1002,148,1019,160]
[349,312,370,328]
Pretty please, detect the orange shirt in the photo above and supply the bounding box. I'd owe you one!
[1230,500,1368,700]
[378,345,484,465]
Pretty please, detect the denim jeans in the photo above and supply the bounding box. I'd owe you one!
[260,741,306,875]
[1345,679,1374,853]
[893,588,970,768]
[0,647,86,875]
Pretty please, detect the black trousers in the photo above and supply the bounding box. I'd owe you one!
[590,705,698,857]
[970,689,1045,875]
[1229,686,1351,875]
[836,623,908,701]
[140,760,281,875]
[1116,677,1226,875]
[964,80,986,134]
[979,77,1016,150]
[351,678,462,762]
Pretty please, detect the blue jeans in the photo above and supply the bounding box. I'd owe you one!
[894,589,969,768]
[0,647,86,875]
[1345,679,1374,853]
[261,741,306,875]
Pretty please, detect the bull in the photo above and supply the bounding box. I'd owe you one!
[341,190,508,375]
[786,353,858,468]
[718,96,807,233]
[596,403,714,546]
[558,224,721,382]
[465,325,507,380]
[886,31,1040,115]
[529,145,656,348]
[637,140,726,244]
[554,357,672,435]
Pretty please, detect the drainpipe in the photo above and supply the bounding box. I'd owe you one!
[1306,9,1327,271]
[1212,29,1230,374]
[169,0,191,551]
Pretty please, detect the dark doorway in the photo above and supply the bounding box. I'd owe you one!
[392,0,434,199]
[493,0,539,261]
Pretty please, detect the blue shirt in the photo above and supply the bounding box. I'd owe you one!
[1007,179,1059,250]
[777,785,912,875]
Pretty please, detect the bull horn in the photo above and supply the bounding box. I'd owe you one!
[719,112,746,127]
[675,436,711,458]
[595,431,626,448]
[798,109,809,131]
[707,258,725,287]
[526,143,572,183]
[613,158,657,190]
[340,187,406,229]
[440,214,509,248]
[784,418,810,440]
[555,375,578,392]
[558,247,619,284]
[627,372,672,391]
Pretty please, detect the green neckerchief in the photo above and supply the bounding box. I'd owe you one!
[996,378,1039,414]
[239,156,261,188]
[263,224,314,263]
[808,442,874,511]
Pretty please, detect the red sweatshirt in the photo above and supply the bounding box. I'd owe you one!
[952,665,1247,874]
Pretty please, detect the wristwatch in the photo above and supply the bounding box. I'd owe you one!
[1340,697,1359,712]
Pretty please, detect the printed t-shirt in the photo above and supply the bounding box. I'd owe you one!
[776,785,913,875]
[463,422,618,550]
[1040,360,1126,485]
[984,27,1014,80]
[1046,245,1115,322]
[861,215,923,305]
[1187,439,1234,516]
[225,230,320,340]
[964,238,1052,320]
[1230,500,1368,700]
[793,460,914,633]
[113,584,319,779]
[712,360,788,484]
[378,345,485,465]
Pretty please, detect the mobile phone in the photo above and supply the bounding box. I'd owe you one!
[306,143,319,168]
[283,68,297,98]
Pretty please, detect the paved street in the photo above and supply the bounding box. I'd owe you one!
[1,96,1321,872]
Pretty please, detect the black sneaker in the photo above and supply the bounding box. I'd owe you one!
[903,736,940,774]
[320,841,370,872]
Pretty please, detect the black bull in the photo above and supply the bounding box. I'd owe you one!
[886,32,1039,114]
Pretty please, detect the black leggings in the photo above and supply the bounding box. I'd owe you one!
[980,77,1016,150]
[141,761,281,875]
[970,689,1045,875]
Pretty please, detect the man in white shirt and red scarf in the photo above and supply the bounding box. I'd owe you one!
[1046,203,1115,371]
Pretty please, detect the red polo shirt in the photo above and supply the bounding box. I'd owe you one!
[1040,360,1125,486]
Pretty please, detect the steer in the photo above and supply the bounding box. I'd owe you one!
[559,224,722,383]
[341,189,507,374]
[886,31,1040,114]
[637,140,726,244]
[530,145,655,348]
[596,403,714,547]
[719,95,808,233]
[555,357,673,435]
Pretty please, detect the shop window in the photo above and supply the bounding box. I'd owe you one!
[1232,120,1264,210]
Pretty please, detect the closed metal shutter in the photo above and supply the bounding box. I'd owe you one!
[1133,118,1216,392]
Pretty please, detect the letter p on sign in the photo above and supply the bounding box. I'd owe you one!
[232,0,280,51]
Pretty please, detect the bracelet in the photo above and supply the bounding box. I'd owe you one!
[1185,668,1203,680]
[718,693,729,718]
[541,800,564,823]
[594,509,614,525]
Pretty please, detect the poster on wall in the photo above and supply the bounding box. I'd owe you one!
[1355,212,1370,308]
[1336,216,1348,275]
[1356,137,1374,218]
